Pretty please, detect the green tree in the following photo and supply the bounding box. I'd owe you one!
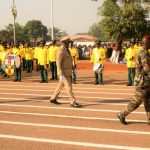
[88,23,106,41]
[0,30,11,42]
[48,27,68,40]
[0,23,24,42]
[24,20,50,41]
[98,0,149,50]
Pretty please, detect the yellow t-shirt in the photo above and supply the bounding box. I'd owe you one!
[48,45,58,62]
[38,47,49,65]
[91,47,106,65]
[69,47,79,65]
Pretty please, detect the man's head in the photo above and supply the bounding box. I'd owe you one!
[60,36,70,48]
[39,40,46,48]
[14,42,19,48]
[95,40,101,48]
[24,42,30,48]
[130,39,135,47]
[142,35,150,50]
[52,40,56,46]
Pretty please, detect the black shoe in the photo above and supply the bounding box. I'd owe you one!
[117,113,127,125]
[14,79,18,82]
[73,81,76,84]
[70,102,81,108]
[94,81,99,85]
[50,78,54,80]
[3,74,7,78]
[99,82,104,85]
[18,80,22,82]
[50,99,61,105]
[40,80,45,83]
[127,83,132,86]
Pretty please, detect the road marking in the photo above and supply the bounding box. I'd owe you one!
[0,103,145,114]
[0,120,149,135]
[0,134,149,150]
[0,88,133,95]
[0,83,134,91]
[0,110,146,123]
[0,97,135,106]
[0,92,130,100]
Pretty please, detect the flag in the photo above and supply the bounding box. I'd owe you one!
[12,7,17,19]
[5,55,15,75]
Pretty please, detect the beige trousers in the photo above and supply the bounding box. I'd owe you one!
[50,76,76,103]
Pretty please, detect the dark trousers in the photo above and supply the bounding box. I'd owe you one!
[72,65,77,83]
[22,58,26,71]
[128,68,135,85]
[26,60,32,73]
[35,59,39,71]
[121,87,150,122]
[14,67,21,81]
[50,61,57,79]
[95,71,103,84]
[39,65,48,82]
[31,60,33,70]
[0,63,2,72]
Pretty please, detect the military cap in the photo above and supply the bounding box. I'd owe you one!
[60,36,70,42]
[143,35,150,39]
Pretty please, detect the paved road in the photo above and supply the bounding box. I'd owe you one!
[0,69,149,150]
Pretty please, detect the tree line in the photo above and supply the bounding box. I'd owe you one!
[0,20,68,43]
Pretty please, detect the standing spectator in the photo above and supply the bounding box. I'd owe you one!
[125,40,137,86]
[48,40,58,80]
[38,40,49,83]
[91,41,106,85]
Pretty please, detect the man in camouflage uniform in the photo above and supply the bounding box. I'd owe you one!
[118,36,150,125]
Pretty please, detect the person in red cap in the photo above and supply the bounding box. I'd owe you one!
[118,35,150,125]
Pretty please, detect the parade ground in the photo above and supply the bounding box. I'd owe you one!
[0,60,150,150]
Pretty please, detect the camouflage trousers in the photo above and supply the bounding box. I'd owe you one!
[121,87,150,123]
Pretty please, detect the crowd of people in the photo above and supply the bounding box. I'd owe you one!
[0,39,79,83]
[0,38,146,85]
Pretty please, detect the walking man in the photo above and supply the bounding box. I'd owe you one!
[50,37,81,108]
[118,36,150,125]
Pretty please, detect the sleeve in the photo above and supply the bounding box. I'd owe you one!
[57,49,64,76]
[125,49,129,61]
[135,52,142,76]
[90,49,94,63]
[101,48,106,60]
[46,48,49,64]
[76,49,79,59]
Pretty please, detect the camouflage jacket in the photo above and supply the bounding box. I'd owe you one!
[134,48,150,88]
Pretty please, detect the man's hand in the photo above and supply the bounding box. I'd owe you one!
[129,56,134,61]
[143,64,150,71]
[44,64,49,69]
[59,75,64,82]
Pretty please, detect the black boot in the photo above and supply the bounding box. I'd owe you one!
[117,113,127,125]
